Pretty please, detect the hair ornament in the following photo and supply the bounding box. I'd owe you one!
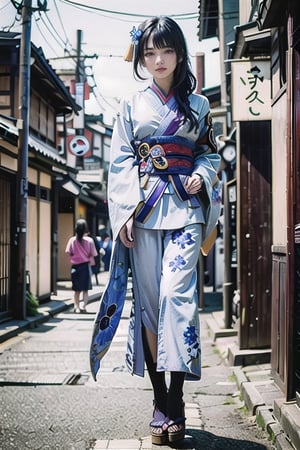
[124,26,142,62]
[130,26,142,45]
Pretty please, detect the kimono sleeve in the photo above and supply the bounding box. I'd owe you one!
[191,94,217,155]
[191,95,222,242]
[108,99,141,240]
[192,105,222,234]
[190,94,221,181]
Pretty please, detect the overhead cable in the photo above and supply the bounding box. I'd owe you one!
[59,0,198,20]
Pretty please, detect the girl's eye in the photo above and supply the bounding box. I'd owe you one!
[144,51,154,58]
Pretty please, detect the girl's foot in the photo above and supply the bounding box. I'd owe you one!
[163,417,186,443]
[150,403,169,445]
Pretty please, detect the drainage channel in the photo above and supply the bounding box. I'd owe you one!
[0,372,89,386]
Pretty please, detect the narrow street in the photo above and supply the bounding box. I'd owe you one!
[0,275,273,450]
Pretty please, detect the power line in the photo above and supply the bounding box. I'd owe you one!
[52,0,71,46]
[33,12,61,56]
[32,6,78,63]
[48,53,123,60]
[58,0,198,20]
[8,0,200,115]
[1,1,22,31]
[10,0,22,13]
[38,12,66,47]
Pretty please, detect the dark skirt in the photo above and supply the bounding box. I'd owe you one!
[71,262,92,291]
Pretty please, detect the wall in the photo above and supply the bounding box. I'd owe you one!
[27,168,51,299]
[271,92,287,247]
[58,213,74,281]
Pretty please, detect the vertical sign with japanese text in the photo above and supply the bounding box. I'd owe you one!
[231,60,271,121]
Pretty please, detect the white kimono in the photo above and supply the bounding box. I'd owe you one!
[90,83,221,381]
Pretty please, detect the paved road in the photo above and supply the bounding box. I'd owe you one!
[0,275,273,450]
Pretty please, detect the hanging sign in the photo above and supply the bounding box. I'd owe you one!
[68,135,90,156]
[231,60,271,121]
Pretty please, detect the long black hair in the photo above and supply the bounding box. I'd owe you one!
[133,16,198,131]
[75,219,88,241]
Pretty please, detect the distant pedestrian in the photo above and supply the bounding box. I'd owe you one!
[101,232,112,271]
[90,234,101,284]
[65,219,97,313]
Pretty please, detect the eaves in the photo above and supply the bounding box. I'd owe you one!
[0,115,77,174]
[0,34,81,115]
[231,20,271,59]
[257,0,287,29]
[31,43,81,115]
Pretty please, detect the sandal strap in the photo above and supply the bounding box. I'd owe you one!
[170,416,186,425]
[150,405,167,427]
[162,417,186,432]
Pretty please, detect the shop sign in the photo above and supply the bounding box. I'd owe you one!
[231,60,271,121]
[68,135,90,156]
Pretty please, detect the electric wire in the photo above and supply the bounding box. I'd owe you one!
[9,0,22,14]
[36,1,120,112]
[90,81,119,111]
[1,3,22,31]
[33,6,78,66]
[33,10,108,115]
[58,0,198,20]
[38,10,70,52]
[32,6,111,113]
[6,0,200,115]
[42,8,68,47]
[33,11,63,57]
[52,0,71,49]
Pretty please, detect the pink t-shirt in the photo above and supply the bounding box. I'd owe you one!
[65,236,97,265]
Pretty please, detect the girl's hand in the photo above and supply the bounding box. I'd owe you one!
[184,174,203,195]
[119,217,135,248]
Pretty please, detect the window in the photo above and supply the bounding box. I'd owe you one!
[30,91,56,145]
[0,71,12,114]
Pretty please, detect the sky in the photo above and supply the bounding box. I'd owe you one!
[0,0,220,123]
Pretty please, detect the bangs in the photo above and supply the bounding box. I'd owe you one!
[151,29,175,50]
[142,23,177,52]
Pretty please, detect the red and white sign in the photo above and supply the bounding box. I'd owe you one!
[68,135,90,156]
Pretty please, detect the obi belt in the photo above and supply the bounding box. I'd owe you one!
[132,135,200,223]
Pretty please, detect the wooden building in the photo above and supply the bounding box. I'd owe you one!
[257,0,300,401]
[0,33,79,320]
[199,0,300,401]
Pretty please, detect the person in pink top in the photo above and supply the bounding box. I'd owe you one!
[65,219,98,313]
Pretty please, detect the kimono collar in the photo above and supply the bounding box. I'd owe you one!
[150,81,174,104]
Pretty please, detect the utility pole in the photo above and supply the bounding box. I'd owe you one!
[14,0,47,319]
[15,0,32,319]
[74,29,85,168]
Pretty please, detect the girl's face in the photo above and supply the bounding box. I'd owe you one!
[142,36,178,93]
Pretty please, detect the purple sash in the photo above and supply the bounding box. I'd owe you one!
[135,85,200,223]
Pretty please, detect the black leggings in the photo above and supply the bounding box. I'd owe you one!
[142,327,185,419]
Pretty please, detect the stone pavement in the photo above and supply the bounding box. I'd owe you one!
[0,275,105,345]
[206,313,298,450]
[0,272,296,449]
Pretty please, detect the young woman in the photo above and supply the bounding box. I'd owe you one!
[65,219,97,313]
[90,16,221,445]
